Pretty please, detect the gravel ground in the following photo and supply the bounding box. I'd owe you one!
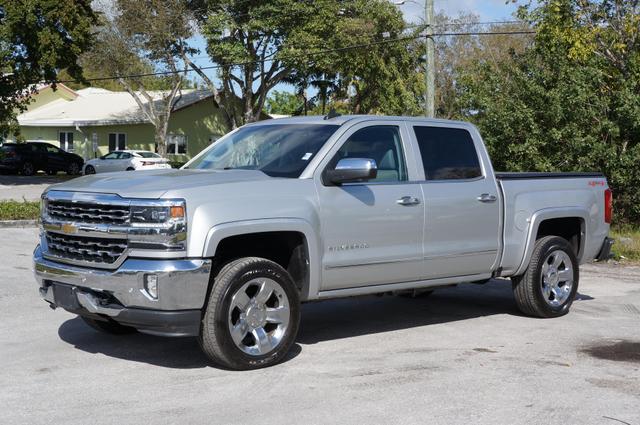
[1,227,638,425]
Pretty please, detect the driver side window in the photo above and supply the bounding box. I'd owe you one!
[103,152,119,159]
[331,125,407,182]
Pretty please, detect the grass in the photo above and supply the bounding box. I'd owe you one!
[0,200,40,221]
[610,225,640,262]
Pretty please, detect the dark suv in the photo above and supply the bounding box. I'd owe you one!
[0,142,84,176]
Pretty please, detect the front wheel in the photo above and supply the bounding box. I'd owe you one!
[199,257,301,370]
[67,162,80,175]
[512,236,579,318]
[84,165,96,175]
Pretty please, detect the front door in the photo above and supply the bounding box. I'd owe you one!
[410,124,501,279]
[315,122,425,291]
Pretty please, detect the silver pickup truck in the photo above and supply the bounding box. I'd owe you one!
[34,115,613,369]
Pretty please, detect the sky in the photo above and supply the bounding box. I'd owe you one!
[187,0,525,95]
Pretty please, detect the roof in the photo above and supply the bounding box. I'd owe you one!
[17,88,215,127]
[251,115,472,127]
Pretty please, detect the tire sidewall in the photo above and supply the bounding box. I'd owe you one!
[532,238,579,316]
[210,261,300,369]
[85,165,95,174]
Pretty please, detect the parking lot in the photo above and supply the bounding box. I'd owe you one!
[0,174,74,201]
[1,227,638,425]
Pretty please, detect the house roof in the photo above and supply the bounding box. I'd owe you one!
[17,88,214,127]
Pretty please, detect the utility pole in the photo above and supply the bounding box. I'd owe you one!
[425,0,435,118]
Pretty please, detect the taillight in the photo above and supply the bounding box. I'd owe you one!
[141,161,154,166]
[5,151,16,158]
[604,188,612,224]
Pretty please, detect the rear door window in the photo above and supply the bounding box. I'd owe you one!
[413,126,482,180]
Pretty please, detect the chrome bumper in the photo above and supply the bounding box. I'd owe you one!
[34,244,212,311]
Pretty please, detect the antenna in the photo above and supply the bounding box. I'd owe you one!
[324,108,342,120]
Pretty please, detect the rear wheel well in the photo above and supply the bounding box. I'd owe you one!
[211,231,309,293]
[536,217,583,257]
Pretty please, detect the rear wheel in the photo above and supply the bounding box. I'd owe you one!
[512,236,579,318]
[199,257,300,370]
[126,167,135,171]
[84,165,96,175]
[21,162,34,176]
[81,316,137,334]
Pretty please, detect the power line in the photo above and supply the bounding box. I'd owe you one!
[56,30,535,84]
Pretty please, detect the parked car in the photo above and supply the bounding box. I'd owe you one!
[83,150,171,174]
[34,115,613,370]
[0,142,83,176]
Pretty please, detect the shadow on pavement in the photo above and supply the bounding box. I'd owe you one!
[57,278,594,369]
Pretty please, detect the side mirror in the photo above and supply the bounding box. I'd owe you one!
[325,158,377,185]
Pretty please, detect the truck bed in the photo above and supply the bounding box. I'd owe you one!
[495,172,604,180]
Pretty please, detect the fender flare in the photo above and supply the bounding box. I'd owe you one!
[513,207,589,276]
[202,218,321,300]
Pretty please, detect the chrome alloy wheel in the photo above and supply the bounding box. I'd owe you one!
[541,250,574,307]
[228,278,291,356]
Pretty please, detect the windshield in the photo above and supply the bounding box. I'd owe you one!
[187,124,340,178]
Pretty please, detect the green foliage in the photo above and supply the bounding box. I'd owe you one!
[610,226,640,262]
[0,0,97,137]
[457,0,640,223]
[265,91,305,116]
[0,200,40,221]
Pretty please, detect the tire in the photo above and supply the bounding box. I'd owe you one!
[21,162,34,176]
[199,257,301,370]
[84,165,96,175]
[512,236,579,318]
[126,167,135,171]
[81,316,137,335]
[67,162,80,175]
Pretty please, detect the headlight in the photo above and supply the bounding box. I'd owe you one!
[130,202,185,226]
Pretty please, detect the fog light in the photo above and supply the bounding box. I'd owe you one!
[144,274,159,299]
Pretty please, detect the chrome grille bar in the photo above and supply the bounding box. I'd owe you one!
[47,200,130,225]
[45,232,128,265]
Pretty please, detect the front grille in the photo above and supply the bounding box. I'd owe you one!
[45,232,127,265]
[47,200,130,225]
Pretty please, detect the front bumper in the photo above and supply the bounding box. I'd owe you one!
[34,245,211,336]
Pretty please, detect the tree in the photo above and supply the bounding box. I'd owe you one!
[457,0,640,223]
[0,1,97,138]
[264,90,305,116]
[85,0,193,157]
[187,0,422,126]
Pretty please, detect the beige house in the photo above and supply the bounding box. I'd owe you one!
[13,85,230,161]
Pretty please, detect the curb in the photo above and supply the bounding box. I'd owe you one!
[0,220,38,228]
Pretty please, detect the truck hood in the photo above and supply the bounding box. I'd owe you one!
[46,169,271,199]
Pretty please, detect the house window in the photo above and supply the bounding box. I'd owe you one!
[59,132,74,152]
[108,133,126,151]
[167,134,187,154]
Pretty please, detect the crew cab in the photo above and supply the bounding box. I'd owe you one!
[33,116,613,370]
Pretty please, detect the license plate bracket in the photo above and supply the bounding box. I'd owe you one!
[52,284,81,310]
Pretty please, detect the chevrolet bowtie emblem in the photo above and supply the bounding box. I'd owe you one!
[61,223,77,234]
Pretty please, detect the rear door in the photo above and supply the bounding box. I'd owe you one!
[410,124,501,279]
[314,121,425,290]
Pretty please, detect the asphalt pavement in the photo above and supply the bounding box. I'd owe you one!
[1,227,638,425]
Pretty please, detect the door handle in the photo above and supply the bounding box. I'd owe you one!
[397,196,421,206]
[477,193,497,203]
